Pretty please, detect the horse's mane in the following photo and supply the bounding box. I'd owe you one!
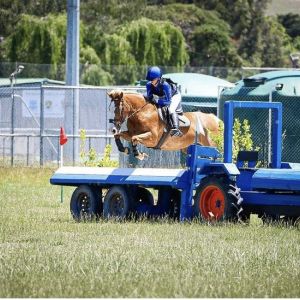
[109,89,151,109]
[123,91,140,95]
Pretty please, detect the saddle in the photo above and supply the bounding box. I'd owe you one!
[157,106,190,130]
[153,102,191,149]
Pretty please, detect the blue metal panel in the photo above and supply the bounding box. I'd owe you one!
[237,169,256,190]
[50,167,190,188]
[224,101,234,163]
[281,162,300,169]
[201,162,240,176]
[252,169,300,191]
[241,191,300,206]
[180,188,194,221]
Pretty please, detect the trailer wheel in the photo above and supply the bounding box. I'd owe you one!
[135,187,154,205]
[194,177,242,222]
[103,186,131,219]
[168,189,181,220]
[70,185,102,221]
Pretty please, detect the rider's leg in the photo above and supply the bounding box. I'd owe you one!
[169,93,183,137]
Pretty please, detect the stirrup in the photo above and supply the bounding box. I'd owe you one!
[170,128,183,137]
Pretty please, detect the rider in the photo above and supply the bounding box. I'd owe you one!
[145,66,183,137]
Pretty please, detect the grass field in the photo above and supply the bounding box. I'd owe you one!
[0,167,299,298]
[267,0,300,15]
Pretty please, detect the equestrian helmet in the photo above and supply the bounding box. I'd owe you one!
[146,66,162,81]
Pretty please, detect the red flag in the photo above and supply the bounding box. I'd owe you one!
[59,127,68,145]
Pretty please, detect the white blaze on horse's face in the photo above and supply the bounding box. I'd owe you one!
[113,99,123,128]
[108,91,127,134]
[112,99,127,133]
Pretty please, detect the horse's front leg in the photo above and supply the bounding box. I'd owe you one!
[114,130,132,155]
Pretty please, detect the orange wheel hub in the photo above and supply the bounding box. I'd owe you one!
[199,185,225,220]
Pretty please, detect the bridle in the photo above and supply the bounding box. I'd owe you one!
[109,95,149,131]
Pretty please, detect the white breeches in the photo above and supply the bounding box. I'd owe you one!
[169,92,182,113]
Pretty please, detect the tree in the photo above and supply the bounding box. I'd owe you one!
[81,65,114,86]
[123,17,188,67]
[144,3,228,65]
[91,33,138,84]
[278,13,300,39]
[260,17,292,67]
[80,45,114,85]
[81,0,147,33]
[194,0,270,39]
[4,14,67,77]
[237,1,269,66]
[191,24,242,67]
[0,0,65,38]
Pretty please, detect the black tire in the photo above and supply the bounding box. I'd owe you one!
[70,185,102,221]
[194,176,242,222]
[168,189,181,220]
[135,187,154,206]
[103,186,131,219]
[239,214,251,224]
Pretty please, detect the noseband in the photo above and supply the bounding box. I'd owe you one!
[109,96,128,129]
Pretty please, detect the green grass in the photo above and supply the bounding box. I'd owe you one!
[0,167,299,297]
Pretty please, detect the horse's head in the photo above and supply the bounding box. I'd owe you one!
[108,90,129,134]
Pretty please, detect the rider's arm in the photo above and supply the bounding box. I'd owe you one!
[146,82,154,100]
[157,82,171,106]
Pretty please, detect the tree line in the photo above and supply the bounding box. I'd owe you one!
[0,0,299,85]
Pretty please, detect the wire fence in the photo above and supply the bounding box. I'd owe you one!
[0,85,135,166]
[220,86,300,164]
[0,84,220,167]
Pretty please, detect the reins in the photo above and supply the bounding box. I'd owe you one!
[126,101,149,119]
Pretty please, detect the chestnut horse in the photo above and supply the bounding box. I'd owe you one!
[108,90,221,160]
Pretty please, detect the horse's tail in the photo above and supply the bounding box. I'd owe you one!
[194,113,205,136]
[195,111,221,134]
[192,111,222,146]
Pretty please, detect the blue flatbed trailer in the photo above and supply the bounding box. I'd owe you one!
[50,144,240,221]
[50,101,300,224]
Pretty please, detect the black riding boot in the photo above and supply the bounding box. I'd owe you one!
[170,113,183,137]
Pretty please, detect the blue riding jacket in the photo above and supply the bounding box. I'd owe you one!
[146,79,177,107]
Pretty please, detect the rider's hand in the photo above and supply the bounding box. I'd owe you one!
[147,96,157,104]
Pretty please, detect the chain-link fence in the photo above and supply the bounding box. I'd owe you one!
[0,85,144,166]
[220,85,300,165]
[0,82,227,167]
[0,83,226,167]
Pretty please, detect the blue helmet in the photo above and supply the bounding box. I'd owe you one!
[146,66,162,81]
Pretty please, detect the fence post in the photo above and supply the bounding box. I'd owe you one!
[10,83,15,166]
[40,86,44,166]
[27,136,30,166]
[73,87,79,165]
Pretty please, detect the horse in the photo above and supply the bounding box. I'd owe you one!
[108,90,222,160]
